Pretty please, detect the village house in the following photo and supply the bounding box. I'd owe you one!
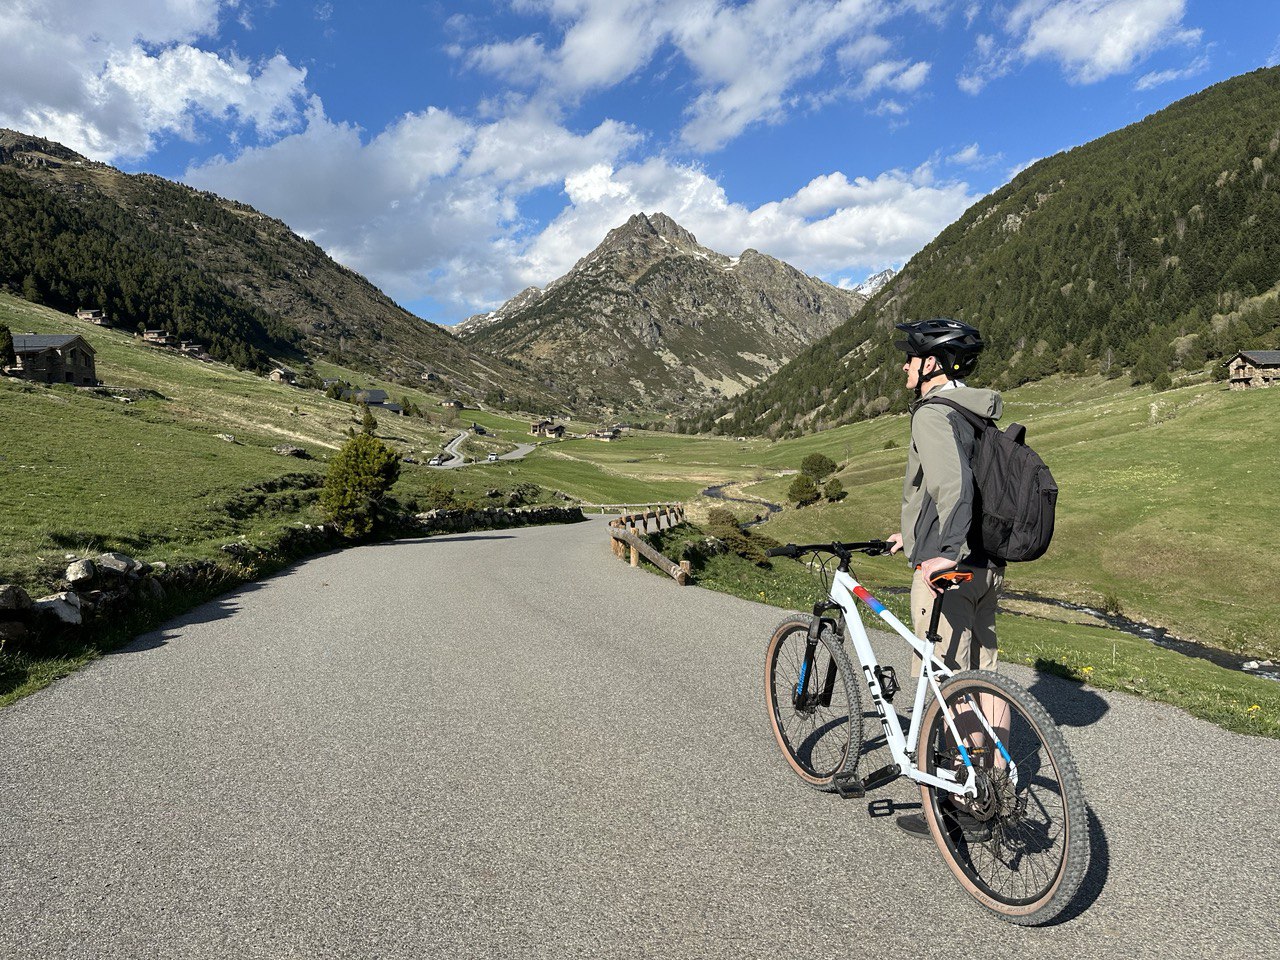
[589,426,622,441]
[75,307,111,326]
[5,334,97,386]
[440,398,464,410]
[530,419,565,438]
[1227,350,1280,389]
[141,329,175,347]
[269,366,297,385]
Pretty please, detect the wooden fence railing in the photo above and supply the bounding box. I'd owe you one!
[607,504,691,586]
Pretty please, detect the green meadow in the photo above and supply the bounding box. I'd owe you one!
[3,292,1278,734]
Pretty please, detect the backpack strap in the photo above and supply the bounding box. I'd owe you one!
[912,395,990,433]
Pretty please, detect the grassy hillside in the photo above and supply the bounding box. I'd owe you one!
[0,294,536,591]
[705,66,1280,438]
[526,371,1278,665]
[0,129,548,402]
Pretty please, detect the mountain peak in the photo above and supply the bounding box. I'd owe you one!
[602,211,700,251]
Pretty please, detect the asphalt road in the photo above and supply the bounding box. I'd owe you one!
[432,434,536,469]
[2,519,1278,958]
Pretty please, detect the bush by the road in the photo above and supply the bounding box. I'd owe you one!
[321,434,401,538]
[824,478,845,502]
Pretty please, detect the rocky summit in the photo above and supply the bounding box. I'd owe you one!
[454,212,866,416]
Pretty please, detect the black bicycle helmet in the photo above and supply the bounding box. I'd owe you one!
[894,318,984,378]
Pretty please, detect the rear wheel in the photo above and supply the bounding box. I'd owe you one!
[764,616,863,789]
[918,670,1087,925]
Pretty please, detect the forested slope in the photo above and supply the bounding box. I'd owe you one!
[704,67,1280,438]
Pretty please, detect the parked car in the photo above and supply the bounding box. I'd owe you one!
[428,455,444,466]
[487,452,499,462]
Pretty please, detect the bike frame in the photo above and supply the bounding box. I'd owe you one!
[824,567,1017,799]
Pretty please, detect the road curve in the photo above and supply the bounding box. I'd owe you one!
[1,519,1276,958]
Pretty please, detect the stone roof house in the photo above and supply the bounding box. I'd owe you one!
[1228,350,1280,389]
[4,334,97,385]
[530,419,565,438]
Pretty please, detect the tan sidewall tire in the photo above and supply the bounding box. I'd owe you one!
[917,670,1087,924]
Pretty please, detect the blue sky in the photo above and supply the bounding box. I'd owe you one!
[3,1,1278,325]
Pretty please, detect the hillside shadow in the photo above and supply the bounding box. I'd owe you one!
[392,534,517,545]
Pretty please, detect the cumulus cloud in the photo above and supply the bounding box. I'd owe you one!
[464,0,917,152]
[961,0,1202,93]
[0,0,308,160]
[187,102,977,319]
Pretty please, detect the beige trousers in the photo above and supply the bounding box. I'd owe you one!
[909,565,1004,675]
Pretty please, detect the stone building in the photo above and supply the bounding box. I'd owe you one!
[1227,350,1280,389]
[4,334,97,385]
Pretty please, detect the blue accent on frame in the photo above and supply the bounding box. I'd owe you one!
[957,744,974,767]
[997,741,1012,765]
[797,659,809,697]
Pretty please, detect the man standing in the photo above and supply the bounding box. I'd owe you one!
[885,318,1005,839]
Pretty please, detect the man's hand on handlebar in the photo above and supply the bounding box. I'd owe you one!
[887,532,903,555]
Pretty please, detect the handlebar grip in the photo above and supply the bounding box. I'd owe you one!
[765,544,799,558]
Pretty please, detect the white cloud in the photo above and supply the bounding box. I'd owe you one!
[947,142,1003,168]
[960,0,1202,93]
[1011,0,1199,84]
[187,100,977,320]
[464,0,913,152]
[0,0,307,161]
[1134,53,1209,90]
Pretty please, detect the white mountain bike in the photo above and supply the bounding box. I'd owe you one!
[763,539,1087,925]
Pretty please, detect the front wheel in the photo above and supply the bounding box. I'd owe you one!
[918,670,1087,925]
[764,616,863,790]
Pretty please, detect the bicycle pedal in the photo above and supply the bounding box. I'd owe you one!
[831,768,865,799]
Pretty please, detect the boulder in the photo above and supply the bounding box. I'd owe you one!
[0,584,34,614]
[0,620,29,646]
[34,592,82,625]
[272,444,310,459]
[143,578,166,601]
[66,559,97,584]
[216,433,237,443]
[95,552,140,576]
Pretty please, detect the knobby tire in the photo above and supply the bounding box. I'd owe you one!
[918,670,1087,925]
[764,616,863,790]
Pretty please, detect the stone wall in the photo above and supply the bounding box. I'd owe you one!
[416,504,586,534]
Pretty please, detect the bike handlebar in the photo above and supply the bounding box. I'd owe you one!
[765,539,892,559]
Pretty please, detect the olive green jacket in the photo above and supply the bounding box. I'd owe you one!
[901,382,1003,568]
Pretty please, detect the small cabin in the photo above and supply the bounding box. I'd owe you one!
[530,419,565,438]
[269,367,297,385]
[440,398,464,410]
[1228,350,1280,390]
[142,329,175,347]
[5,334,97,385]
[75,308,110,326]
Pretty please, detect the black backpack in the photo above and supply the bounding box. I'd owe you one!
[918,396,1058,563]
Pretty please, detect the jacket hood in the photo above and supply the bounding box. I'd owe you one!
[919,383,1003,419]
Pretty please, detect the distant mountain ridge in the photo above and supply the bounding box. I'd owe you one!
[455,212,866,416]
[701,66,1280,438]
[0,129,547,403]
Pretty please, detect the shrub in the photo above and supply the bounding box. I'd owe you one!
[824,478,845,502]
[788,474,820,506]
[320,434,401,538]
[801,453,837,480]
[0,323,13,368]
[360,403,378,435]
